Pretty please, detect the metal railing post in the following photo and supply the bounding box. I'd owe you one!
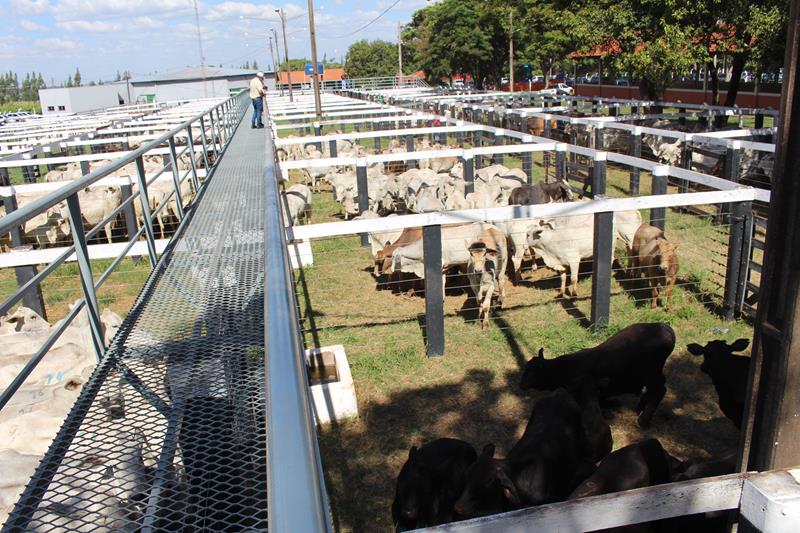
[630,128,642,195]
[208,111,221,160]
[724,201,751,321]
[120,181,139,238]
[555,143,567,181]
[167,137,186,220]
[328,139,338,158]
[134,156,159,267]
[522,138,533,184]
[650,166,668,230]
[406,135,416,169]
[356,161,369,246]
[591,205,615,330]
[463,153,475,194]
[198,118,212,171]
[2,195,46,318]
[493,132,504,165]
[65,193,105,360]
[423,224,444,357]
[721,141,742,223]
[592,151,607,197]
[185,125,201,193]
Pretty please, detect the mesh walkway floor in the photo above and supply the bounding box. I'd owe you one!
[5,119,270,532]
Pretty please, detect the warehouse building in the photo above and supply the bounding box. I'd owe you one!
[38,67,276,115]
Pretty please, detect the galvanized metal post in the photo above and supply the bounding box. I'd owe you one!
[474,130,482,169]
[198,118,211,171]
[493,132,504,165]
[184,126,201,193]
[592,151,607,197]
[423,224,444,357]
[119,182,139,238]
[167,138,185,220]
[2,195,46,318]
[80,160,90,176]
[208,111,220,160]
[594,125,605,151]
[328,139,338,158]
[555,144,567,181]
[722,141,742,222]
[736,202,754,312]
[134,156,159,267]
[630,128,642,195]
[650,166,668,230]
[0,168,9,186]
[314,122,322,152]
[724,201,751,321]
[356,162,369,247]
[678,135,692,197]
[64,193,105,360]
[373,122,382,152]
[522,146,533,185]
[755,113,764,129]
[591,206,615,330]
[406,135,416,169]
[463,153,475,195]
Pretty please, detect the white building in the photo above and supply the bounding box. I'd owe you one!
[130,67,276,103]
[38,67,276,115]
[38,82,131,115]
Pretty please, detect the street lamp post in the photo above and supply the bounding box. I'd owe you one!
[307,0,323,121]
[271,29,285,97]
[276,8,293,102]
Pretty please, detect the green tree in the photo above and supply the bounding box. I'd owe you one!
[344,40,398,78]
[279,58,312,71]
[405,0,507,88]
[73,67,81,87]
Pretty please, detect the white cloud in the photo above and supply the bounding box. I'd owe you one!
[35,37,78,49]
[11,0,50,15]
[57,20,119,32]
[205,2,306,22]
[20,19,49,31]
[52,0,191,20]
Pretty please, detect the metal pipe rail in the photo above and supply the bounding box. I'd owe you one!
[263,103,333,533]
[0,90,250,413]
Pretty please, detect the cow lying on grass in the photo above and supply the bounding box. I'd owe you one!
[687,338,751,428]
[520,322,676,427]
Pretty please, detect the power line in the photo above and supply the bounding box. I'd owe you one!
[327,0,402,39]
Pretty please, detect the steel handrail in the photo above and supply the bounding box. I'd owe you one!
[263,106,332,533]
[0,91,246,237]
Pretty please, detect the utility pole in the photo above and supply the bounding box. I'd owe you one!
[307,0,322,120]
[398,22,403,78]
[192,0,208,98]
[276,8,293,102]
[271,29,284,97]
[509,10,514,93]
[268,35,277,74]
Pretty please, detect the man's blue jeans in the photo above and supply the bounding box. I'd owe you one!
[252,97,263,127]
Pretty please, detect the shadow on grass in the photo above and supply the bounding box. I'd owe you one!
[317,350,742,533]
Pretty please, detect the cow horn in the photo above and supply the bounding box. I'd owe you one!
[538,348,545,360]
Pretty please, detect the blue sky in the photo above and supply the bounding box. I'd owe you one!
[0,0,434,85]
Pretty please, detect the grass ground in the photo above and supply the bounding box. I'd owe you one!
[288,157,754,532]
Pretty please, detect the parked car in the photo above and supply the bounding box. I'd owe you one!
[541,83,574,95]
[616,76,629,86]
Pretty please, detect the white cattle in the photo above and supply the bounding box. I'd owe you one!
[0,449,44,520]
[0,307,50,335]
[466,226,508,331]
[77,186,123,244]
[283,183,312,225]
[525,209,643,297]
[475,164,509,184]
[389,223,503,281]
[11,194,71,248]
[44,162,82,182]
[354,212,404,258]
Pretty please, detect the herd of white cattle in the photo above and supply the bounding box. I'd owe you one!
[280,137,662,330]
[2,150,208,252]
[0,303,123,524]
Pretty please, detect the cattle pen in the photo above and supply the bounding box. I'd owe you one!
[0,56,800,533]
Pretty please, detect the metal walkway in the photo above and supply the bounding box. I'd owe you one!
[5,116,270,531]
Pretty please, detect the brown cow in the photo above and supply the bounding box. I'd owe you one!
[630,224,679,310]
[374,227,424,277]
[526,116,558,137]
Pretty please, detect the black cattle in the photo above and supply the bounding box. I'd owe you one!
[568,439,674,500]
[567,375,613,462]
[686,338,750,428]
[520,322,676,427]
[392,438,477,530]
[508,179,573,206]
[453,389,593,517]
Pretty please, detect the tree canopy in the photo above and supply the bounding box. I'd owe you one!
[344,40,398,78]
[401,0,789,99]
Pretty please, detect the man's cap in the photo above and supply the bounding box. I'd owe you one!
[257,71,264,77]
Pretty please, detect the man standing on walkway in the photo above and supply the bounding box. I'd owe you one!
[250,72,266,128]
